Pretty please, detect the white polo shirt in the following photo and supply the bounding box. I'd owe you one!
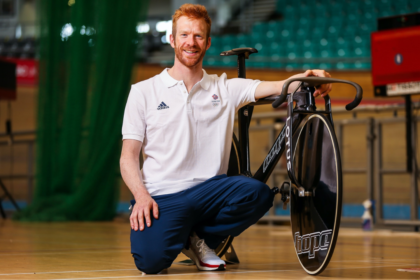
[122,68,261,196]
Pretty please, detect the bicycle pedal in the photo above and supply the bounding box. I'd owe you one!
[279,182,290,210]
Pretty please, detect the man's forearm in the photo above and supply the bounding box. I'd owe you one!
[120,156,149,200]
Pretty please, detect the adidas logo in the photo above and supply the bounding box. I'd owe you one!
[157,102,169,110]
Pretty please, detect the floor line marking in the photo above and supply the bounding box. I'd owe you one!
[0,269,138,276]
[1,259,418,277]
[39,264,420,280]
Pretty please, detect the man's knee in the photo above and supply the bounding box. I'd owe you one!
[132,251,172,274]
[242,178,274,212]
[242,177,273,197]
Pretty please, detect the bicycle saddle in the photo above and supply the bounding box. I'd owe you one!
[220,47,258,59]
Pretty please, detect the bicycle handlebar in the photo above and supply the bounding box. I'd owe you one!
[271,77,363,111]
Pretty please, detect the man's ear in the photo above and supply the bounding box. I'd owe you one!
[206,36,211,50]
[169,34,175,48]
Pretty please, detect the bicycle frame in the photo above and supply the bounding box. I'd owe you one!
[237,89,334,186]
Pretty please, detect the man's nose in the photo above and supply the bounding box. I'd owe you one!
[186,35,195,46]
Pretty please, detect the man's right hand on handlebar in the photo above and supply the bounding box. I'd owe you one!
[253,69,333,101]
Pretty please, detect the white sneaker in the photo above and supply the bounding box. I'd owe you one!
[182,233,226,271]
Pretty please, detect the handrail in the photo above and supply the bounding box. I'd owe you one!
[0,102,419,140]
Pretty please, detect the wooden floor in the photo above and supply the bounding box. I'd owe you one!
[1,220,420,279]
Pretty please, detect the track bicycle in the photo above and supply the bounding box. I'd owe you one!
[212,47,363,275]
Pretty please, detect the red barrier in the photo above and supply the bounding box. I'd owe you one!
[1,58,38,86]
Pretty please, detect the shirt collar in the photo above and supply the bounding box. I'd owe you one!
[160,68,179,88]
[159,68,211,91]
[200,69,210,91]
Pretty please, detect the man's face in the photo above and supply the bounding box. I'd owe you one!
[170,16,211,68]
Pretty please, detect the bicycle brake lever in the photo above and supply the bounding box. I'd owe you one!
[272,77,363,111]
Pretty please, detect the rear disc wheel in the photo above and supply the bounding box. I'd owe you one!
[290,114,342,275]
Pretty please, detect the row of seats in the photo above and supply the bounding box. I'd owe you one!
[203,0,419,70]
[0,38,37,59]
[203,58,370,71]
[277,0,420,17]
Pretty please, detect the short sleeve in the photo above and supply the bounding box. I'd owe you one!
[122,85,146,142]
[224,75,261,109]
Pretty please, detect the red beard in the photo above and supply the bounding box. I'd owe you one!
[174,41,207,67]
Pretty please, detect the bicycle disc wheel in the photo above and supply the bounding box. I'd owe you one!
[290,114,342,275]
[215,133,241,257]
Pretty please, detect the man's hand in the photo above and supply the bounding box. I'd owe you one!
[120,139,159,231]
[254,69,333,101]
[301,69,332,97]
[130,193,159,231]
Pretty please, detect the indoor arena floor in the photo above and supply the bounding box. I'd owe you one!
[0,220,419,280]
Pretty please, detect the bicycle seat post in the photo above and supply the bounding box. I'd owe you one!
[237,53,246,78]
[220,47,258,176]
[220,47,257,79]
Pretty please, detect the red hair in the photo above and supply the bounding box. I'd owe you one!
[172,4,212,39]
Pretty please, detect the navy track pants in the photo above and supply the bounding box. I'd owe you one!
[130,174,274,274]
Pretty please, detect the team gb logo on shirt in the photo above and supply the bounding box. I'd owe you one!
[212,94,220,106]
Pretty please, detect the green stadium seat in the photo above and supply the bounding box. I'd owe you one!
[287,49,303,59]
[330,17,344,27]
[253,55,268,68]
[252,22,268,34]
[335,36,348,48]
[318,63,333,70]
[327,25,340,36]
[353,47,370,57]
[337,47,351,57]
[354,61,371,69]
[393,7,409,15]
[310,26,326,39]
[285,63,299,71]
[300,4,312,17]
[206,46,218,56]
[284,5,297,19]
[314,17,328,26]
[320,48,335,58]
[280,28,292,39]
[376,0,392,12]
[318,37,330,48]
[302,63,317,70]
[393,0,409,6]
[269,61,283,69]
[352,35,370,48]
[411,2,420,12]
[302,39,313,50]
[222,56,236,67]
[335,62,353,70]
[255,42,269,56]
[348,1,361,11]
[268,42,281,55]
[266,30,275,41]
[210,36,221,48]
[347,13,361,25]
[314,3,328,17]
[362,0,375,11]
[359,23,374,35]
[343,25,357,39]
[268,21,283,32]
[236,34,247,44]
[251,32,265,43]
[303,50,315,59]
[286,40,296,51]
[296,28,309,39]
